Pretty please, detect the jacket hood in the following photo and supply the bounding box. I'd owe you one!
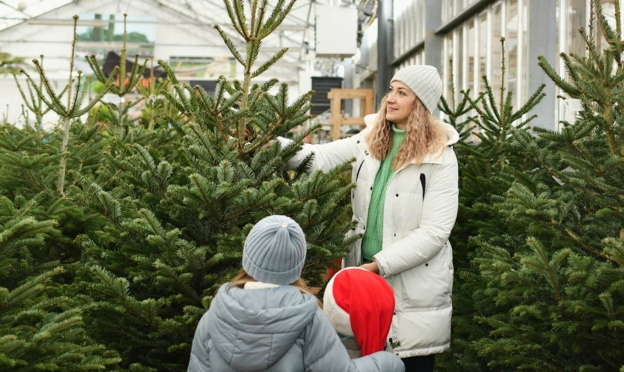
[206,283,318,371]
[363,113,459,146]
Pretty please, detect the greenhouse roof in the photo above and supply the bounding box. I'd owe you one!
[0,0,375,65]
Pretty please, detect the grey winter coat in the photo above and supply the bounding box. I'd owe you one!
[188,284,404,372]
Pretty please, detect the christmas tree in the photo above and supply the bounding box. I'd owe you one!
[437,38,546,371]
[438,4,624,371]
[0,135,119,369]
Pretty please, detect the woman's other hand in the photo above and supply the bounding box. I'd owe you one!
[360,261,379,274]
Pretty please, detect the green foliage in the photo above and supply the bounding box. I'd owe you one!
[8,1,624,371]
[19,15,118,197]
[0,195,120,370]
[438,7,624,372]
[78,29,149,43]
[13,56,69,129]
[10,1,624,371]
[438,38,545,372]
[135,59,180,131]
[3,0,353,370]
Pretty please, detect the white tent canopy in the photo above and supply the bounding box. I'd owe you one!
[0,0,373,124]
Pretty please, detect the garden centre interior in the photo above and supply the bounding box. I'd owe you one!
[3,1,624,371]
[1,0,616,137]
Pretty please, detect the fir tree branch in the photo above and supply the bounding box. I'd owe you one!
[539,55,582,97]
[254,0,269,36]
[241,117,285,155]
[249,0,258,38]
[24,64,66,114]
[14,73,35,112]
[157,60,180,85]
[2,267,64,308]
[245,39,260,74]
[214,26,246,66]
[232,0,250,39]
[615,2,624,67]
[251,47,288,78]
[223,0,246,38]
[258,0,296,38]
[68,71,83,116]
[86,55,108,84]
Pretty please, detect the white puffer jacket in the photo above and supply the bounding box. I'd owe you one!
[278,114,459,357]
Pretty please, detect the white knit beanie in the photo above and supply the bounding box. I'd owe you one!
[391,65,442,113]
[242,215,307,285]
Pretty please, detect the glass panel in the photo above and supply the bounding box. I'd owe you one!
[466,18,476,96]
[520,0,527,105]
[411,1,417,46]
[393,0,402,58]
[444,32,454,104]
[402,10,408,58]
[418,0,426,42]
[568,0,585,56]
[409,3,413,51]
[403,12,408,57]
[479,11,488,95]
[456,26,464,104]
[443,0,453,23]
[506,0,519,105]
[393,0,427,60]
[455,0,464,18]
[558,0,566,57]
[491,3,504,104]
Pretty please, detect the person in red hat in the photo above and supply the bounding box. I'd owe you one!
[323,267,396,359]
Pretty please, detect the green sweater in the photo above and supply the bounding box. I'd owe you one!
[361,125,406,261]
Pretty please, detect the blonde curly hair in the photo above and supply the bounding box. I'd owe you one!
[228,270,322,307]
[366,94,448,170]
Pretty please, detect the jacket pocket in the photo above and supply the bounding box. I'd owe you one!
[343,222,364,267]
[392,191,423,234]
[343,238,362,268]
[399,248,452,309]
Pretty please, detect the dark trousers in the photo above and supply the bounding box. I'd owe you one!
[402,355,435,372]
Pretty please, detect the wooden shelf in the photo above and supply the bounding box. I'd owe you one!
[327,88,374,140]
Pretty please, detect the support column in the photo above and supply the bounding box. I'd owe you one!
[376,0,394,108]
[424,0,443,116]
[527,0,557,130]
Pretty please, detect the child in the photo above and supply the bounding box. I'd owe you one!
[323,267,396,358]
[188,215,404,372]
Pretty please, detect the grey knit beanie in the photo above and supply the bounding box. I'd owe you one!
[391,65,442,113]
[242,215,307,285]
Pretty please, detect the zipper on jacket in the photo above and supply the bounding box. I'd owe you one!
[355,160,365,182]
[420,173,426,200]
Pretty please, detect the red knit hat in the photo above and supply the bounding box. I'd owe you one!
[323,267,395,356]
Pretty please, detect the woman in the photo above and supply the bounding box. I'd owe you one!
[278,65,459,372]
[188,215,404,372]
